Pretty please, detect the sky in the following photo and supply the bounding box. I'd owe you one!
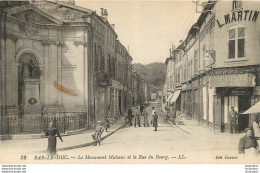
[76,1,201,64]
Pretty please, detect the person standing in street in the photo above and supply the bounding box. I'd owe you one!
[105,118,110,132]
[151,106,156,126]
[95,121,104,146]
[45,122,63,155]
[143,110,149,127]
[152,110,158,131]
[127,106,133,126]
[140,104,145,115]
[134,107,141,127]
[228,106,239,134]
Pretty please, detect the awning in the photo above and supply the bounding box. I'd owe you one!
[166,94,173,102]
[169,90,181,103]
[242,101,260,114]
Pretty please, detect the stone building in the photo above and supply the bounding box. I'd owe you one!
[0,0,139,134]
[166,1,260,132]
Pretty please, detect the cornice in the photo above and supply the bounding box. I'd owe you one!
[73,41,87,47]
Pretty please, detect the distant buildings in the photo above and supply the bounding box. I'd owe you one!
[0,0,149,134]
[164,1,260,132]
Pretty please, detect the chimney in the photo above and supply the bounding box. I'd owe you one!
[100,8,108,21]
[111,24,115,30]
[59,0,75,5]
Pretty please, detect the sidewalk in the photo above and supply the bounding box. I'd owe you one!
[174,118,244,151]
[0,117,127,155]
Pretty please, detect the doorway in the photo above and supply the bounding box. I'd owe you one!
[238,95,250,132]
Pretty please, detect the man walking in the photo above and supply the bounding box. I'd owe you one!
[134,107,141,127]
[95,121,104,146]
[127,106,133,126]
[152,110,158,131]
[228,107,239,134]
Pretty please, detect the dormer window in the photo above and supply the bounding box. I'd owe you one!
[232,0,242,10]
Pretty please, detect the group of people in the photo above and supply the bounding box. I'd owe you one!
[127,105,158,131]
[44,104,259,159]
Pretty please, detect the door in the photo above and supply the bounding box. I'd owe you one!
[238,95,250,132]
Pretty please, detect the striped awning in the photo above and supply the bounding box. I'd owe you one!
[166,94,174,102]
[169,90,181,103]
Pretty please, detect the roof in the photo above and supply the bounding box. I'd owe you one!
[165,57,173,65]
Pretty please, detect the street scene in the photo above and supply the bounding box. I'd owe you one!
[1,0,260,165]
[0,101,258,164]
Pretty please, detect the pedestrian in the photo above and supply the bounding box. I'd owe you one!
[95,121,104,146]
[252,115,260,147]
[140,104,145,115]
[128,106,133,126]
[152,110,158,131]
[134,107,141,127]
[238,128,259,158]
[105,118,110,132]
[175,111,181,127]
[143,110,149,127]
[45,122,63,156]
[228,106,239,134]
[151,106,156,126]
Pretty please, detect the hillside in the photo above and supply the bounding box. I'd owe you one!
[132,62,166,90]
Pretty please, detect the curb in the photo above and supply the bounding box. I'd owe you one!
[32,123,127,154]
[0,128,89,141]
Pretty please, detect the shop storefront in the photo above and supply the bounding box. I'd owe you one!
[209,67,257,132]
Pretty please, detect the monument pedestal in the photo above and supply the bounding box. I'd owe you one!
[23,78,41,118]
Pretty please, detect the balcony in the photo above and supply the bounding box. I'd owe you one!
[96,71,112,86]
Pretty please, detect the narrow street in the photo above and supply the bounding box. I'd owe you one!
[51,102,243,164]
[0,101,253,164]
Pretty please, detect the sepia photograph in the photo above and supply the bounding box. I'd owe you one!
[0,0,259,169]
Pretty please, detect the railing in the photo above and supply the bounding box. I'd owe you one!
[1,113,88,135]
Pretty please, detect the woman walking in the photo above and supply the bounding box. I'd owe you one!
[143,110,149,127]
[45,122,63,155]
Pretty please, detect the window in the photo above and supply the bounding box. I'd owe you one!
[190,60,193,77]
[194,49,199,72]
[232,0,242,10]
[101,48,105,71]
[203,44,206,54]
[170,76,173,88]
[95,44,99,70]
[228,26,245,59]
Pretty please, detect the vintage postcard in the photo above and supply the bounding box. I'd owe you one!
[0,0,260,165]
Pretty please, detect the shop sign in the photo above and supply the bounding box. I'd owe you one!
[209,73,256,87]
[217,10,259,28]
[221,88,252,96]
